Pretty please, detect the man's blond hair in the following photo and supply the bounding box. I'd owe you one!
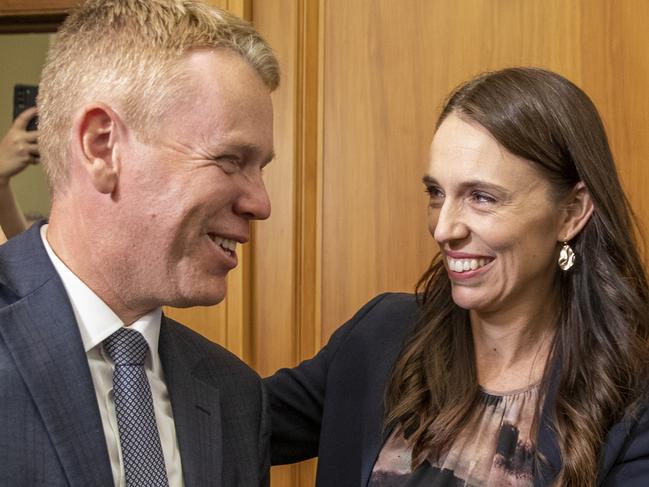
[38,0,279,195]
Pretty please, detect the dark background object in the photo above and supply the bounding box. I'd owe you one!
[13,83,38,131]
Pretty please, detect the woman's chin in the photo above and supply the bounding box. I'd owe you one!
[450,289,493,312]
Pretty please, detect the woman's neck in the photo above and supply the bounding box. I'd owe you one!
[471,298,557,393]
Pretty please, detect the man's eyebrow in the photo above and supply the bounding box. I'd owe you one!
[422,175,437,186]
[261,151,276,168]
[217,142,275,166]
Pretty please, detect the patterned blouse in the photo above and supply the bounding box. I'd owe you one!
[369,383,539,487]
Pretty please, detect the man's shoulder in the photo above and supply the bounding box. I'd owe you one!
[0,223,54,306]
[161,316,262,386]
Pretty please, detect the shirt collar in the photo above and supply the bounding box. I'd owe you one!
[40,224,162,362]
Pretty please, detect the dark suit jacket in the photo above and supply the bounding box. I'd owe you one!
[267,292,649,486]
[0,223,269,487]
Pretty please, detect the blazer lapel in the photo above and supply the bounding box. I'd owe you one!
[360,393,388,487]
[359,338,407,487]
[0,279,113,486]
[159,318,222,487]
[358,303,423,487]
[534,357,562,487]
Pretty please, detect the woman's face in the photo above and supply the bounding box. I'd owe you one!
[426,113,563,316]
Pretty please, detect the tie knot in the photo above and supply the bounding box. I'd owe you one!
[103,328,149,366]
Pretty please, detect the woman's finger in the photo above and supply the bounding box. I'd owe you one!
[27,143,40,157]
[13,107,38,131]
[22,130,40,143]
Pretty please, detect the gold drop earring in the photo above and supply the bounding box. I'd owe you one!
[558,241,575,271]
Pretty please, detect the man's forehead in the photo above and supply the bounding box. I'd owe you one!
[180,48,268,92]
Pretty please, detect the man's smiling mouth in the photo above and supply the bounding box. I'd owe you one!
[208,234,237,256]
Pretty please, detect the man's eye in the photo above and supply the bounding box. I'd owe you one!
[425,185,444,199]
[215,157,240,173]
[471,191,496,204]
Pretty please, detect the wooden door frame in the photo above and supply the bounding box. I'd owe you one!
[0,0,74,33]
[0,1,251,33]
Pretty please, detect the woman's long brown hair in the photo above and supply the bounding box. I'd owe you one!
[384,67,649,486]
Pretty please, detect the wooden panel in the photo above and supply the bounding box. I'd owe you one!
[579,0,649,259]
[319,0,649,344]
[251,0,299,484]
[226,0,252,19]
[251,0,321,485]
[0,0,77,15]
[204,0,251,19]
[321,0,439,340]
[250,0,298,377]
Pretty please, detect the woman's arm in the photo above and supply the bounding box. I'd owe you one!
[264,320,355,464]
[0,107,39,239]
[264,293,393,465]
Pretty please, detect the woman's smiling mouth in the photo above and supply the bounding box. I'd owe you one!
[446,257,491,273]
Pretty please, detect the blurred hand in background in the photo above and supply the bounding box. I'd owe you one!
[0,107,39,186]
[0,107,37,241]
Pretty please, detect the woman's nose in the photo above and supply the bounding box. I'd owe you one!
[432,202,469,244]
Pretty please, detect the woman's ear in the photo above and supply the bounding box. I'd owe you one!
[74,104,121,194]
[558,181,594,242]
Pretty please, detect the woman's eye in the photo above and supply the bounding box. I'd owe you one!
[471,191,496,204]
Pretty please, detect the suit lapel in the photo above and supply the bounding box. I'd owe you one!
[0,278,113,486]
[159,318,222,487]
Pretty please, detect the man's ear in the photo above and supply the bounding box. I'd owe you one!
[558,181,594,242]
[75,104,122,194]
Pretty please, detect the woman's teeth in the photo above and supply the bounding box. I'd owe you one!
[447,257,490,273]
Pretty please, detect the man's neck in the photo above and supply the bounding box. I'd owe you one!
[45,215,153,326]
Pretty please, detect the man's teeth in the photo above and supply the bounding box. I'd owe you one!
[447,257,490,273]
[210,235,237,253]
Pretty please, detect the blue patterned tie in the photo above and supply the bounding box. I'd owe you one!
[103,328,169,487]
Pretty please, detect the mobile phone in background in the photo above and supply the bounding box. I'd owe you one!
[13,84,39,131]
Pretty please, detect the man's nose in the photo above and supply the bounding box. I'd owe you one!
[433,202,469,244]
[235,174,271,220]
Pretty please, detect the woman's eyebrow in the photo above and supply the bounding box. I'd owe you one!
[422,175,512,197]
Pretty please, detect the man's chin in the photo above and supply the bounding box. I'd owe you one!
[166,284,228,308]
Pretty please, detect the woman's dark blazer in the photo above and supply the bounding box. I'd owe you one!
[266,292,649,486]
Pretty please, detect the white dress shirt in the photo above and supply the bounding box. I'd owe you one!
[41,225,185,487]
